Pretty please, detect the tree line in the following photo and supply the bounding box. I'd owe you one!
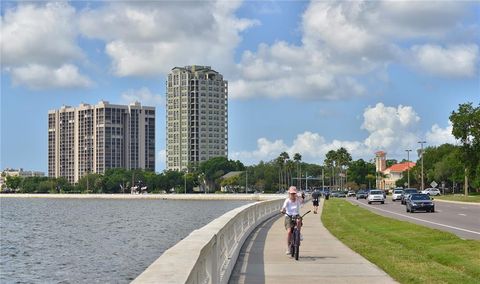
[3,102,478,194]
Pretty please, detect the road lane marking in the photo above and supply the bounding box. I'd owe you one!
[458,214,467,216]
[350,199,480,236]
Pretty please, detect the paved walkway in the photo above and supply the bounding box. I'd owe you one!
[229,198,397,284]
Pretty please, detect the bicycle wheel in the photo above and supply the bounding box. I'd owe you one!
[294,230,300,260]
[290,231,295,257]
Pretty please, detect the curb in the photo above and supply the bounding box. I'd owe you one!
[434,198,480,206]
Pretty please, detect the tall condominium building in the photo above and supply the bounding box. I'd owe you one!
[48,101,155,183]
[166,65,228,171]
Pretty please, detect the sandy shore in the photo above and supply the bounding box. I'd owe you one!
[0,193,284,201]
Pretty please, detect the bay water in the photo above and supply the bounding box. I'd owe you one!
[0,197,250,283]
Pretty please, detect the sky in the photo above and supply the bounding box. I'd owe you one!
[1,0,479,174]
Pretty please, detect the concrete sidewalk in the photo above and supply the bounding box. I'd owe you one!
[229,198,397,283]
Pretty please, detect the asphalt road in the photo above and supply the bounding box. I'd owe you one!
[345,197,480,240]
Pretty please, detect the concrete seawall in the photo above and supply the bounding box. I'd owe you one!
[132,197,284,284]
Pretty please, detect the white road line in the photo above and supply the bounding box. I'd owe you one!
[458,214,467,216]
[351,200,480,236]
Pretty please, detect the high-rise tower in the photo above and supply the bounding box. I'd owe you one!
[48,101,155,183]
[166,66,228,171]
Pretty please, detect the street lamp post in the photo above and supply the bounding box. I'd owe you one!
[418,141,426,191]
[406,149,412,188]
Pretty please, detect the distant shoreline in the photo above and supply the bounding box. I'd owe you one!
[0,193,283,201]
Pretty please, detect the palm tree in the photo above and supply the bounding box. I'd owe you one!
[336,147,352,190]
[275,156,284,191]
[280,152,290,189]
[325,150,337,189]
[286,159,295,188]
[293,153,302,188]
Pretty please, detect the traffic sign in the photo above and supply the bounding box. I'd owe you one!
[430,181,438,188]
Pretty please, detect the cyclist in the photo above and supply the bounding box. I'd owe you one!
[280,186,303,255]
[311,189,320,214]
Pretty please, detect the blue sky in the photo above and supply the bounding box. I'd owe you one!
[1,1,479,173]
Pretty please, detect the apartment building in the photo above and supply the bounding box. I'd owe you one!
[166,65,228,171]
[48,101,155,183]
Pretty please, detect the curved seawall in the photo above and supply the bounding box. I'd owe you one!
[132,197,284,284]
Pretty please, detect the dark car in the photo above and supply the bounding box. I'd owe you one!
[401,188,419,205]
[337,191,346,198]
[356,190,368,199]
[405,193,435,213]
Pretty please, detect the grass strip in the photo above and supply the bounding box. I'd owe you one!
[435,194,480,203]
[321,199,480,284]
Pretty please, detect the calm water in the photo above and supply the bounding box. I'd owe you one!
[0,197,250,283]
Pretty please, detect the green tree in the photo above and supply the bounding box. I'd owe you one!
[450,102,480,194]
[5,176,22,190]
[348,159,376,188]
[198,157,244,192]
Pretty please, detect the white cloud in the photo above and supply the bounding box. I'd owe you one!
[230,138,288,163]
[11,64,92,90]
[79,1,258,77]
[1,2,91,89]
[231,103,437,165]
[410,44,479,77]
[1,2,82,66]
[426,122,457,145]
[229,1,475,100]
[121,87,164,107]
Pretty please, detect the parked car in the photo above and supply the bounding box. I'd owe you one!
[405,193,435,213]
[421,188,441,196]
[392,189,404,202]
[401,188,419,205]
[367,190,385,204]
[356,190,368,199]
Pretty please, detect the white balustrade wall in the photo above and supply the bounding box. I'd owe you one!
[132,198,284,284]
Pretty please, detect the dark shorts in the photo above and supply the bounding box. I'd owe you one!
[313,200,319,206]
[284,216,296,230]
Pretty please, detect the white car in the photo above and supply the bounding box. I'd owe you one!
[421,188,441,196]
[367,190,385,204]
[392,189,404,201]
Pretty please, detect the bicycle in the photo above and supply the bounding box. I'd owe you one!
[285,210,311,260]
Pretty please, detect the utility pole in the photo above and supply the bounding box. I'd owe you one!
[418,141,426,191]
[406,149,412,188]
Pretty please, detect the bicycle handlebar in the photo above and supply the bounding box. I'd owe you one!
[283,210,311,219]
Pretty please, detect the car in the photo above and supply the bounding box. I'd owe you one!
[392,189,404,202]
[405,193,435,213]
[356,190,368,199]
[421,188,441,196]
[337,191,346,198]
[367,189,385,204]
[347,190,356,197]
[401,188,418,205]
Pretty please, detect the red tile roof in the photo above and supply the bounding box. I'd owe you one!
[385,162,416,173]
